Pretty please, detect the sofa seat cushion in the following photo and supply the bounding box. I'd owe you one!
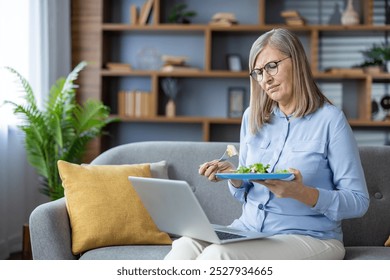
[344,246,390,260]
[79,245,172,260]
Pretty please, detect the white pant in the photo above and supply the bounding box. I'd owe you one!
[164,234,345,260]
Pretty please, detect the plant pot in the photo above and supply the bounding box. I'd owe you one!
[179,18,191,24]
[363,65,383,74]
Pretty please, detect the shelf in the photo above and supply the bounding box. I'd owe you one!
[101,69,249,78]
[349,120,390,127]
[314,72,368,79]
[112,115,242,124]
[72,0,390,160]
[102,23,390,33]
[112,115,390,128]
[110,115,390,129]
[101,70,390,79]
[310,25,390,31]
[371,73,390,80]
[158,70,249,78]
[314,72,390,80]
[102,23,206,31]
[101,69,155,76]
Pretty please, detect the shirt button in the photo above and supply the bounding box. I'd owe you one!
[258,204,264,210]
[374,192,383,199]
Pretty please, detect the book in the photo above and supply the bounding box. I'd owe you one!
[280,10,305,26]
[211,12,237,22]
[281,10,300,18]
[209,19,235,26]
[118,90,152,117]
[118,90,126,116]
[161,65,200,72]
[141,91,151,117]
[118,90,135,117]
[285,18,305,26]
[134,90,152,117]
[130,4,138,25]
[161,55,188,66]
[209,12,238,26]
[125,91,135,116]
[134,90,142,117]
[106,63,132,71]
[139,0,154,25]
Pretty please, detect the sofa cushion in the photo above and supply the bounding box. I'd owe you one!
[79,245,172,260]
[342,146,390,247]
[149,160,169,179]
[88,160,169,179]
[57,160,172,255]
[344,246,390,260]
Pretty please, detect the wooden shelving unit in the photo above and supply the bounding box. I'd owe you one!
[71,0,390,161]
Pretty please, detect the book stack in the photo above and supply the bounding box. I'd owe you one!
[209,12,238,26]
[130,0,154,25]
[118,90,152,117]
[106,63,132,71]
[280,10,305,26]
[161,55,199,72]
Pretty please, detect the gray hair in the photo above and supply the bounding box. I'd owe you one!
[248,28,330,134]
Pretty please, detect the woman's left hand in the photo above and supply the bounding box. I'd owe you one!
[255,168,319,207]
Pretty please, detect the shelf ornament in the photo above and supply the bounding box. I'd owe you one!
[167,3,196,24]
[341,0,359,25]
[161,78,180,117]
[137,47,161,70]
[380,95,390,121]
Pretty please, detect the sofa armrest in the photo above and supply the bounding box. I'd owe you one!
[29,197,77,260]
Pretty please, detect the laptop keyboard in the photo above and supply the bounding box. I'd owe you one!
[215,231,246,240]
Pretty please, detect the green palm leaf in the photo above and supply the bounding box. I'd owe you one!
[4,61,118,200]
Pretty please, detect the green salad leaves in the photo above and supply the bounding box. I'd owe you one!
[235,163,288,174]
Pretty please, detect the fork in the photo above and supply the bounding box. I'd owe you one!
[218,144,238,162]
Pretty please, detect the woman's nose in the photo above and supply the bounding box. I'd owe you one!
[261,70,273,85]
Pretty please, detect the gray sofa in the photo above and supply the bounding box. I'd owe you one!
[29,141,390,260]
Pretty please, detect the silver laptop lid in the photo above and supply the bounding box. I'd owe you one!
[129,176,221,243]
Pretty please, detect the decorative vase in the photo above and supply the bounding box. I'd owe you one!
[341,0,359,25]
[166,99,176,117]
[161,78,179,118]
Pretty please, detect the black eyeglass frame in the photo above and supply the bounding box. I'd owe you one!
[249,56,290,82]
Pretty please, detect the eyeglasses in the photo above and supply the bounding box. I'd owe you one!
[250,56,290,82]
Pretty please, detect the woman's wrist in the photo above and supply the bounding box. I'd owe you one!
[229,179,243,188]
[297,185,319,207]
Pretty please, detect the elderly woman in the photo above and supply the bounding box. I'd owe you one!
[164,28,369,260]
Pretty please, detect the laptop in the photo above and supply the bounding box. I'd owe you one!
[128,176,273,244]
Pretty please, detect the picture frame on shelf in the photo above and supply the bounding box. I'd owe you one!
[228,87,245,118]
[226,54,242,72]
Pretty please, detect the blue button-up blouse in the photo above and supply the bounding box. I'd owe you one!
[228,103,369,242]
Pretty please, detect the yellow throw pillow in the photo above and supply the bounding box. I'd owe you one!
[57,160,172,255]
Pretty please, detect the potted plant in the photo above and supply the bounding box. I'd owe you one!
[4,61,117,200]
[167,3,197,24]
[360,43,390,73]
[381,44,390,72]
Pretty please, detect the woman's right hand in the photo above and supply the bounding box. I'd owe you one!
[198,160,242,187]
